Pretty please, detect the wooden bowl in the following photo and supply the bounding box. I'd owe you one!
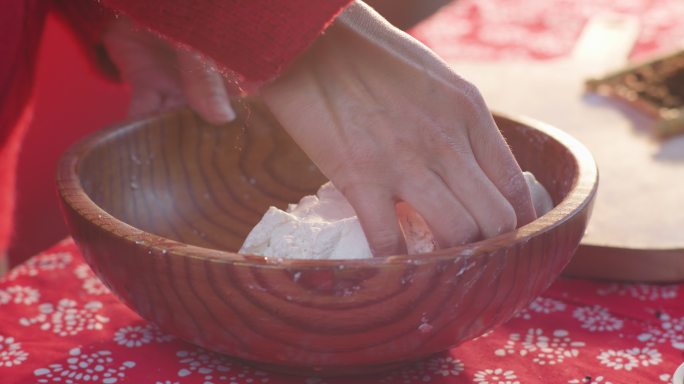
[56,103,597,375]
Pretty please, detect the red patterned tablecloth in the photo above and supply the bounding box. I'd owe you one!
[411,0,684,62]
[3,0,684,383]
[1,240,683,384]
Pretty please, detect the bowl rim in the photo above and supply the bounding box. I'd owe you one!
[56,109,598,268]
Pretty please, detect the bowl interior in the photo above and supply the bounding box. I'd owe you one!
[62,104,595,374]
[76,104,579,254]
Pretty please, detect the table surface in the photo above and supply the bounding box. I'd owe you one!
[3,0,684,383]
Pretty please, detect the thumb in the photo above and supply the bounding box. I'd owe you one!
[176,49,236,124]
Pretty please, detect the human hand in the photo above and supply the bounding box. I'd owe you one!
[261,2,536,256]
[102,18,235,124]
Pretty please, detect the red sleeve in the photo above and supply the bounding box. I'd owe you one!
[0,0,49,256]
[51,0,120,80]
[0,1,47,143]
[99,0,353,92]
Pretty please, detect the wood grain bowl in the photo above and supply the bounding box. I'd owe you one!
[56,103,597,375]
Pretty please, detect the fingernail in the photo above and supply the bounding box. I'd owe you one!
[205,102,236,124]
[215,102,236,123]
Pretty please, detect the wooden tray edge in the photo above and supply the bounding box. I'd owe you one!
[563,243,684,283]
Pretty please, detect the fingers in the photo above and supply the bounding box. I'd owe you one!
[103,19,170,81]
[342,160,515,256]
[399,170,480,248]
[452,53,538,228]
[433,153,518,239]
[341,184,406,256]
[104,18,234,123]
[104,19,187,118]
[177,49,236,124]
[464,99,537,226]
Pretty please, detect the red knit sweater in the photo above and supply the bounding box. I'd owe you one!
[0,0,351,259]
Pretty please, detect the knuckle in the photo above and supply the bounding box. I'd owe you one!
[489,203,517,237]
[420,124,475,162]
[502,170,529,198]
[455,80,493,125]
[433,132,472,159]
[441,214,479,247]
[458,80,488,110]
[457,220,480,246]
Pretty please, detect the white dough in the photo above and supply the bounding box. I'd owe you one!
[239,174,552,260]
[239,183,374,260]
[523,171,554,218]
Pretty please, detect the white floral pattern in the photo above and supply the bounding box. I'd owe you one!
[529,297,567,314]
[515,297,567,320]
[0,285,40,305]
[176,348,270,384]
[19,299,109,336]
[637,313,684,350]
[82,278,109,295]
[629,347,663,367]
[495,329,585,365]
[114,324,174,347]
[114,325,152,348]
[473,368,520,384]
[73,264,109,295]
[513,308,532,320]
[597,347,661,371]
[34,347,135,383]
[0,335,28,368]
[5,252,73,281]
[597,349,639,371]
[573,305,624,332]
[426,356,465,377]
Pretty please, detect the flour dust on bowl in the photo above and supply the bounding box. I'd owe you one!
[56,104,597,375]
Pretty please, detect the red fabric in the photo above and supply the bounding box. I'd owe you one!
[0,1,47,254]
[0,0,117,262]
[1,239,683,383]
[100,0,353,92]
[0,1,46,144]
[410,0,684,62]
[51,0,121,80]
[8,16,129,266]
[0,107,32,261]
